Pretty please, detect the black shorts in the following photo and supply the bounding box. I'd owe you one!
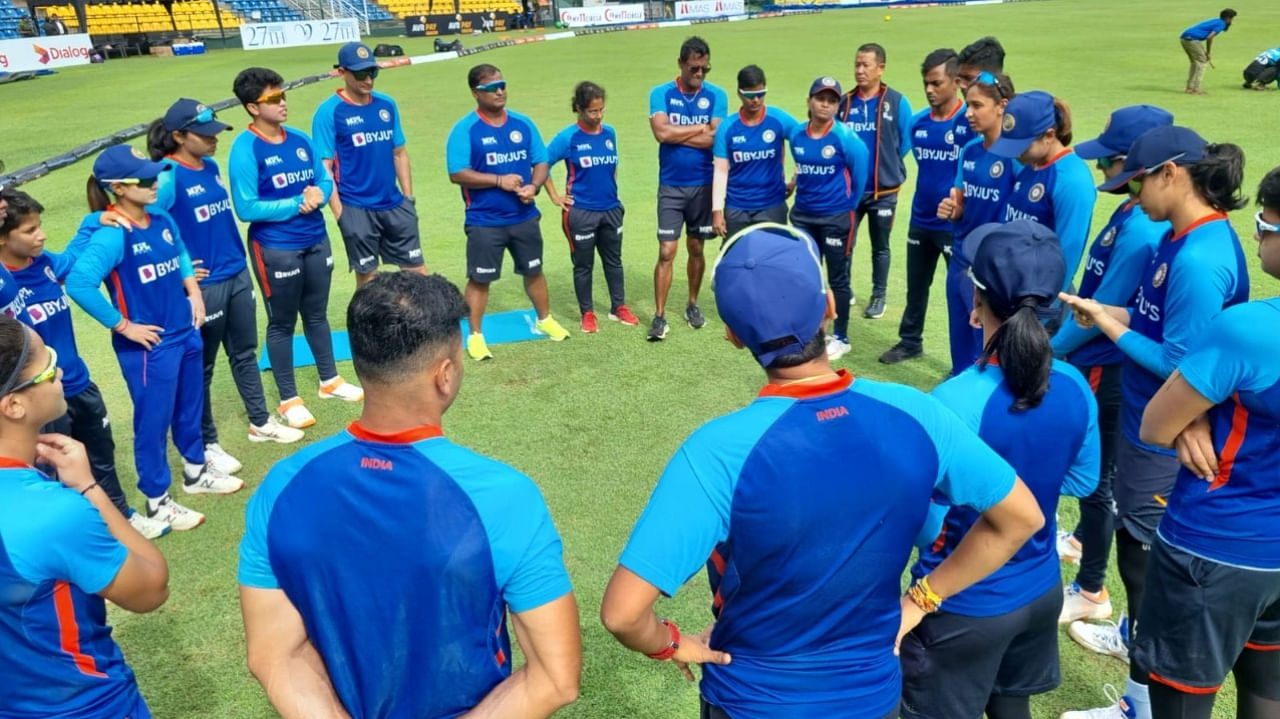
[900,582,1063,718]
[700,696,897,719]
[562,205,624,248]
[1115,434,1180,544]
[1134,538,1280,693]
[337,197,423,273]
[724,202,788,239]
[465,217,543,283]
[657,184,714,242]
[1244,60,1279,86]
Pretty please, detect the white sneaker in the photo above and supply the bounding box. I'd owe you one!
[826,336,852,360]
[204,442,243,475]
[128,509,171,540]
[1069,617,1130,663]
[318,376,364,402]
[182,463,245,495]
[1057,529,1083,563]
[1060,582,1113,623]
[1060,684,1137,719]
[279,397,316,429]
[146,494,205,531]
[249,416,305,444]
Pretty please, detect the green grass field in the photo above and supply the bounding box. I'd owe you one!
[6,0,1280,715]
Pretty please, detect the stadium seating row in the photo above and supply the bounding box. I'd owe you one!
[381,0,518,18]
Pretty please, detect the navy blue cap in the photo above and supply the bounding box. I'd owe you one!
[963,220,1065,318]
[335,42,378,71]
[713,223,829,368]
[92,145,169,187]
[809,75,842,98]
[1097,124,1207,193]
[989,90,1057,159]
[1075,105,1174,160]
[162,98,232,136]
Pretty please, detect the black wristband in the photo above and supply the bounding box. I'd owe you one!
[80,482,100,496]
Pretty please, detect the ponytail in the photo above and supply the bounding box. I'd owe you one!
[146,118,179,161]
[1188,142,1247,212]
[85,176,110,212]
[1050,98,1073,146]
[979,295,1053,411]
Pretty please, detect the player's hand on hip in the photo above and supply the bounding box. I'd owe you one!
[895,596,927,656]
[671,624,730,682]
[191,259,210,282]
[118,322,163,349]
[1176,414,1219,481]
[189,293,207,330]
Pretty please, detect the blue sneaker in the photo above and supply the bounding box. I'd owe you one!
[1059,684,1137,718]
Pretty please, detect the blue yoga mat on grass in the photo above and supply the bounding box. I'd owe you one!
[258,309,545,370]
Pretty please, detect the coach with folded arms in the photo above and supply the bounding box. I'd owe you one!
[600,223,1044,719]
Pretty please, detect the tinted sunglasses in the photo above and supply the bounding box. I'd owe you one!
[738,88,767,99]
[254,90,287,105]
[1257,211,1280,237]
[7,346,58,395]
[350,68,379,81]
[1096,155,1124,171]
[181,107,216,129]
[686,64,711,75]
[974,71,1006,98]
[474,80,506,93]
[102,176,159,189]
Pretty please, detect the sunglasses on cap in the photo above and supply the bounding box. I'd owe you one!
[738,88,767,99]
[101,176,159,189]
[1097,155,1124,171]
[974,71,1007,98]
[966,265,988,291]
[181,107,216,130]
[7,346,58,395]
[1257,211,1280,237]
[474,80,506,93]
[254,89,287,105]
[349,67,378,81]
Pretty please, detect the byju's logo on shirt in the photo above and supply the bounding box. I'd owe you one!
[271,169,316,189]
[485,150,528,166]
[25,295,69,325]
[195,198,233,223]
[138,257,181,284]
[351,129,395,147]
[732,148,777,163]
[579,155,619,169]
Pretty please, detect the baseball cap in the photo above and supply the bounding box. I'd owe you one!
[988,90,1057,159]
[963,220,1065,318]
[1097,125,1207,193]
[92,144,169,186]
[1075,105,1174,160]
[162,98,232,136]
[336,42,378,71]
[712,223,829,368]
[809,75,843,98]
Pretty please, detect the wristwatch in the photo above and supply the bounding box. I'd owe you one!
[646,618,680,661]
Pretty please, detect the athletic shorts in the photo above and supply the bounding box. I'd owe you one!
[562,205,624,247]
[1114,434,1180,545]
[900,582,1063,718]
[724,202,788,239]
[657,184,714,241]
[465,217,543,283]
[336,197,423,273]
[700,696,897,719]
[1134,537,1280,693]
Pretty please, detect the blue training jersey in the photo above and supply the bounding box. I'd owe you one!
[908,103,970,232]
[1181,17,1227,40]
[64,211,196,353]
[227,125,332,250]
[1120,214,1249,453]
[619,372,1017,719]
[10,252,91,397]
[0,263,28,324]
[649,78,730,187]
[445,109,547,228]
[953,137,1019,266]
[1162,298,1280,570]
[0,461,138,719]
[239,422,572,719]
[154,156,245,285]
[311,90,406,211]
[546,122,621,212]
[1004,149,1096,289]
[1052,199,1166,367]
[837,86,913,195]
[788,120,871,217]
[915,360,1099,617]
[712,106,798,212]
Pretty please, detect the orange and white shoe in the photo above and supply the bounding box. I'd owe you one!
[279,397,316,428]
[319,376,364,402]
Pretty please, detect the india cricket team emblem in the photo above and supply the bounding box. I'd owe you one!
[1028,183,1046,203]
[763,130,776,143]
[510,130,523,144]
[990,161,1004,178]
[1101,227,1117,247]
[1152,262,1168,288]
[1002,114,1016,132]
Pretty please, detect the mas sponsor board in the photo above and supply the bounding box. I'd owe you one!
[673,0,744,19]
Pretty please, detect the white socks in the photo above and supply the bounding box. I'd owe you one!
[147,493,169,513]
[183,460,204,478]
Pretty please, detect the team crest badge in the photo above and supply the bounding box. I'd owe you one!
[44,266,57,283]
[990,161,1004,178]
[763,129,776,143]
[605,139,614,150]
[510,130,523,144]
[356,46,370,58]
[1152,262,1168,288]
[1003,114,1016,132]
[822,145,836,159]
[379,109,391,123]
[1101,227,1117,247]
[697,97,711,110]
[1029,183,1046,203]
[130,147,146,160]
[945,130,954,145]
[296,147,309,162]
[162,228,175,245]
